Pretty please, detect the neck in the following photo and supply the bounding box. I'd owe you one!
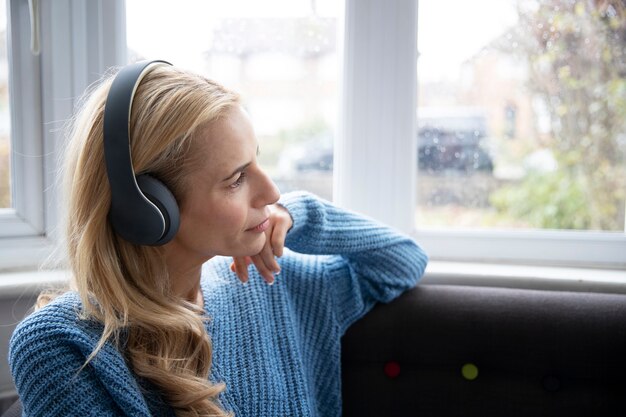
[163,241,213,309]
[168,262,204,308]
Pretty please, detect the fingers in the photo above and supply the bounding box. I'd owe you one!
[269,205,293,257]
[230,204,292,285]
[231,252,278,285]
[254,205,291,282]
[230,241,280,285]
[230,256,252,283]
[269,218,289,258]
[252,242,281,285]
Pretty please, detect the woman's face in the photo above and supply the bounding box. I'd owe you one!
[164,106,280,266]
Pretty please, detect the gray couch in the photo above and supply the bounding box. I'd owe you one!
[341,284,626,416]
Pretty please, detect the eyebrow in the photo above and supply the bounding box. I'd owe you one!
[222,162,251,182]
[221,145,260,181]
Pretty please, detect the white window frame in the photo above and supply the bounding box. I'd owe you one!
[0,0,125,270]
[1,0,623,272]
[335,0,626,269]
[0,0,47,268]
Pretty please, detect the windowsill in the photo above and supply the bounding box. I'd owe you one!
[421,261,626,294]
[0,269,69,299]
[1,262,624,298]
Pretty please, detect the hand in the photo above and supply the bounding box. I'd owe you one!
[230,204,293,284]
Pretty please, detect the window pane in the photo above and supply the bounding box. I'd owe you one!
[0,3,10,209]
[126,0,342,201]
[416,0,626,232]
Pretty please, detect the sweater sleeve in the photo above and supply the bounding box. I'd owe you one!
[279,191,428,333]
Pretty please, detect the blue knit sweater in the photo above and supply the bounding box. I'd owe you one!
[8,192,428,416]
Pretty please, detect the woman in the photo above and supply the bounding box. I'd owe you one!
[8,61,428,417]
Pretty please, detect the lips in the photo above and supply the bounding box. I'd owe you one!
[246,218,270,233]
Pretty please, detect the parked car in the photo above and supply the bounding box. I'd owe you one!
[417,108,494,173]
[277,138,334,175]
[279,108,494,174]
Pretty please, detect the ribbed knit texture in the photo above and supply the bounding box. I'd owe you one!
[8,191,428,416]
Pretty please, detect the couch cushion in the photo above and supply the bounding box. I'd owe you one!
[341,284,626,417]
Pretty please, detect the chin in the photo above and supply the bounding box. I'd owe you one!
[232,233,267,257]
[249,237,267,255]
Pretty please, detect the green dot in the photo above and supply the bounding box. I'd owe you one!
[462,363,479,380]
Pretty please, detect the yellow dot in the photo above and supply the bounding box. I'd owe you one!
[462,363,479,380]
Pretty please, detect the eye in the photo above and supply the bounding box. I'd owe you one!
[229,171,247,189]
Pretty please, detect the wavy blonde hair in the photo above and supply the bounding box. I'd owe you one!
[57,64,239,416]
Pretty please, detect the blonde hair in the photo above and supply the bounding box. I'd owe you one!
[57,64,239,416]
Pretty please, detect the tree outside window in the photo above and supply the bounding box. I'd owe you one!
[417,0,625,232]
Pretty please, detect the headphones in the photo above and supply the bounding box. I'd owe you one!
[103,59,180,246]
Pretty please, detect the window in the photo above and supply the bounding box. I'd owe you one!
[0,5,9,209]
[126,0,343,202]
[0,0,125,270]
[335,0,625,268]
[0,0,46,258]
[416,0,626,235]
[1,0,623,272]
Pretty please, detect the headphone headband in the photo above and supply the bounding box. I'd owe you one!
[103,60,180,246]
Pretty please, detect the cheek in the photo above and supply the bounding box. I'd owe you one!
[216,198,249,233]
[212,196,265,255]
[179,194,248,239]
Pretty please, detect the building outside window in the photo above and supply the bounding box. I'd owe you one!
[126,0,342,202]
[416,0,626,234]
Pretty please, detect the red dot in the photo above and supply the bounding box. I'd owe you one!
[384,361,401,378]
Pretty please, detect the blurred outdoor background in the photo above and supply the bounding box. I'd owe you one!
[1,0,624,232]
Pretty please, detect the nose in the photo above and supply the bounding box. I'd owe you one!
[253,167,280,207]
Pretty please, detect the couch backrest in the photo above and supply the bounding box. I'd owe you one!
[341,284,626,417]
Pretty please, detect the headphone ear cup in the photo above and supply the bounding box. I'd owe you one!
[136,175,180,245]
